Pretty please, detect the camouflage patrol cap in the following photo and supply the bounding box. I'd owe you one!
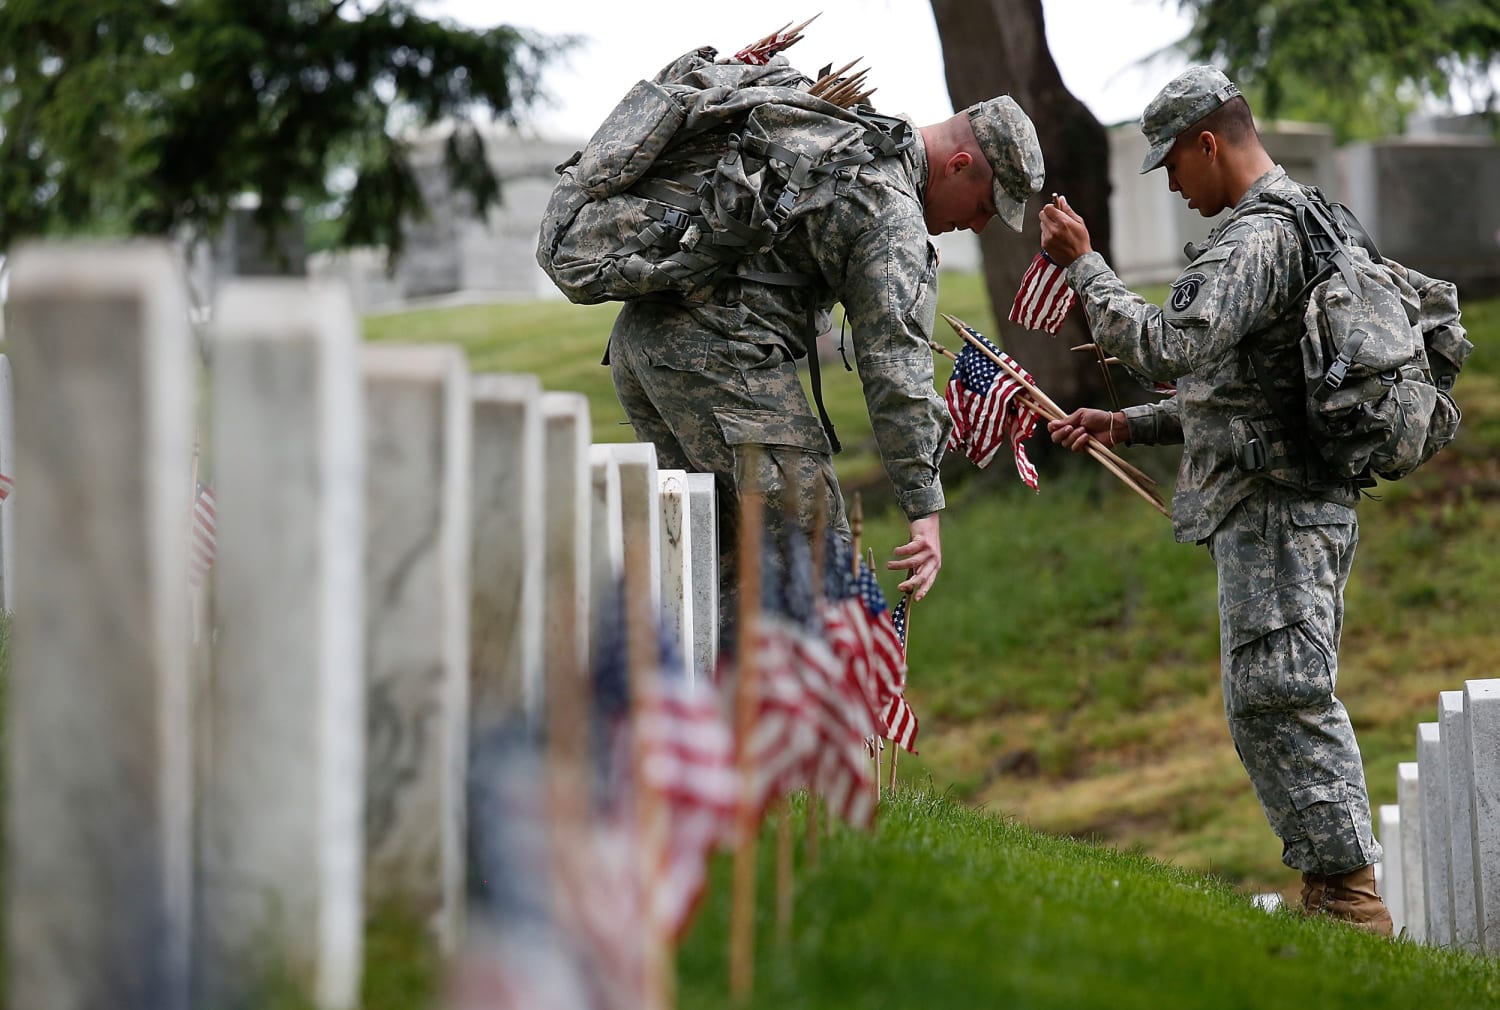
[964,96,1044,232]
[1139,65,1243,173]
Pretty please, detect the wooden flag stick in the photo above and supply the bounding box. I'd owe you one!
[623,465,671,1010]
[931,328,1157,492]
[775,803,793,942]
[932,336,1150,494]
[933,327,1168,517]
[730,470,766,1002]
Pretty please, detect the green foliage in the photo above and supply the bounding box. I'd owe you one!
[0,0,571,253]
[1174,0,1500,139]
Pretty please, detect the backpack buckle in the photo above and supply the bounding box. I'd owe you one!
[1324,359,1350,391]
[659,208,690,233]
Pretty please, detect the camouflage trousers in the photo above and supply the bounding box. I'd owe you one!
[1209,486,1381,875]
[608,300,851,647]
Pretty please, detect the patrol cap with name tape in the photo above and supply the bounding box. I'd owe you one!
[1139,65,1243,174]
[964,96,1044,232]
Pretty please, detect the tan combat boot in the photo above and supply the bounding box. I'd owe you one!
[1299,864,1394,936]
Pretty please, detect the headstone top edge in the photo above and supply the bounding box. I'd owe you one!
[1398,761,1420,779]
[1379,803,1401,819]
[589,444,621,466]
[1418,722,1441,740]
[539,391,590,421]
[362,343,469,380]
[471,373,542,401]
[8,239,181,296]
[214,282,358,341]
[1439,689,1465,709]
[1464,678,1500,700]
[608,443,659,467]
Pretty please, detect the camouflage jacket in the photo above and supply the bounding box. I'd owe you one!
[641,123,950,520]
[1065,166,1360,543]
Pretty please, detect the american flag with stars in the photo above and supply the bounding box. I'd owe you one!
[821,536,919,756]
[1008,251,1077,333]
[944,320,1041,490]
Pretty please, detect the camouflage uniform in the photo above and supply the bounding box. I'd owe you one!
[611,98,1042,634]
[1063,68,1381,875]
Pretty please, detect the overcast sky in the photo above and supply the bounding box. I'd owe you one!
[427,1,1195,140]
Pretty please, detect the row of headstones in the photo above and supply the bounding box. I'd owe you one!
[1375,680,1500,953]
[3,241,719,1010]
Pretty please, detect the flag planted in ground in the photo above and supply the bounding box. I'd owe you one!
[944,323,1041,490]
[639,630,738,940]
[189,482,217,587]
[1009,251,1077,334]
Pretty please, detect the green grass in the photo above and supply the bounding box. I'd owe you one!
[678,788,1500,1010]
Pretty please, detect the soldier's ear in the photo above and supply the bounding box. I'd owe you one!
[944,151,973,177]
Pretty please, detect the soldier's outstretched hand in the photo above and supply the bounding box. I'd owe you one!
[1039,195,1092,267]
[888,512,941,601]
[1048,407,1128,452]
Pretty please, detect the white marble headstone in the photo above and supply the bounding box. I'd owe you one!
[200,281,366,1008]
[1438,690,1481,951]
[657,469,694,679]
[685,473,719,680]
[1397,761,1427,944]
[1466,678,1500,954]
[1417,721,1453,946]
[1377,804,1405,939]
[6,242,194,1010]
[361,345,472,953]
[469,374,544,728]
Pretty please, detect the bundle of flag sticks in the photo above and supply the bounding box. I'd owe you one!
[937,313,1169,517]
[807,57,876,108]
[732,15,820,65]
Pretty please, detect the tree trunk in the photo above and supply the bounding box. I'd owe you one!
[930,0,1118,409]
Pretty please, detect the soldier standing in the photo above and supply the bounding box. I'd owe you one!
[609,96,1043,628]
[1040,66,1414,933]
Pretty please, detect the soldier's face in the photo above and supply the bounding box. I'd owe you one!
[1163,133,1225,217]
[924,154,997,236]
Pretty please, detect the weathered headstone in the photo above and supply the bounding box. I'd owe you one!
[6,242,195,1010]
[541,393,592,720]
[362,345,472,953]
[1417,721,1454,946]
[0,353,15,611]
[657,469,694,677]
[1378,804,1405,938]
[610,444,661,607]
[1438,690,1481,951]
[1466,678,1500,953]
[588,445,625,664]
[685,473,720,680]
[469,374,544,728]
[1397,761,1427,943]
[199,281,366,1008]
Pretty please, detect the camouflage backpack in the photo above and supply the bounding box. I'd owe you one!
[535,47,915,306]
[1245,189,1471,485]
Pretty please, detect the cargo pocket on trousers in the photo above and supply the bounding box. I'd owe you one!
[1286,778,1369,872]
[714,406,837,516]
[1223,580,1336,717]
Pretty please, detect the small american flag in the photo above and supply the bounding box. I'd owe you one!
[822,548,919,756]
[1008,251,1077,334]
[188,482,217,587]
[891,594,909,655]
[638,668,737,939]
[945,323,1041,490]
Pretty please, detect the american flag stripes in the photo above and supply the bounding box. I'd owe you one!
[821,549,919,756]
[1008,251,1077,334]
[188,481,217,588]
[0,472,12,502]
[638,672,738,939]
[944,323,1041,490]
